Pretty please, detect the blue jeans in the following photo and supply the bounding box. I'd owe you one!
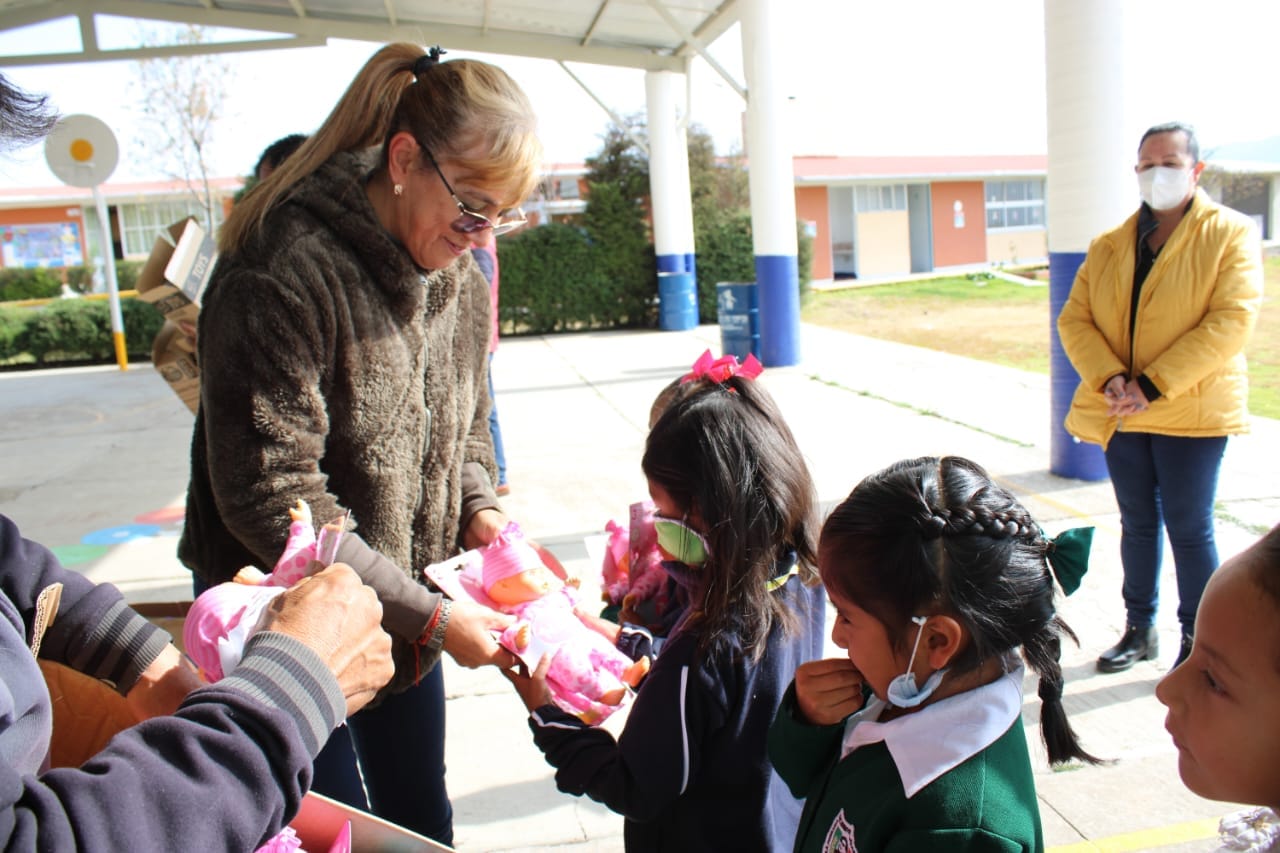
[488,353,507,486]
[314,664,453,844]
[1104,432,1227,634]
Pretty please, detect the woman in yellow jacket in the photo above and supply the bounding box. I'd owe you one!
[1059,122,1262,675]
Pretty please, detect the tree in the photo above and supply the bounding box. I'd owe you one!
[585,114,650,202]
[130,25,232,232]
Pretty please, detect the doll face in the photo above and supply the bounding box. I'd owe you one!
[486,563,563,607]
[1156,555,1280,809]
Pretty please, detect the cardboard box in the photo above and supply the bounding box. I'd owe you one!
[151,320,199,413]
[42,602,450,852]
[135,217,216,327]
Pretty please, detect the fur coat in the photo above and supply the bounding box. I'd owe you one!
[179,149,499,640]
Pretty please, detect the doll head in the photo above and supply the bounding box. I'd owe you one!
[482,534,564,607]
[1157,523,1280,810]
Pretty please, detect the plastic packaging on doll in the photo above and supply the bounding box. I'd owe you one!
[426,522,648,724]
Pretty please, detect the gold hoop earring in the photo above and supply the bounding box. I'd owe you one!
[394,183,403,197]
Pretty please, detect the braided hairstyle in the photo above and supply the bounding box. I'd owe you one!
[642,373,820,662]
[820,455,1099,766]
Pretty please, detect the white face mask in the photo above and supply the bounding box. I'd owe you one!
[1138,166,1192,211]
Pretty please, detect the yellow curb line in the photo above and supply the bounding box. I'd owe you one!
[1048,817,1219,852]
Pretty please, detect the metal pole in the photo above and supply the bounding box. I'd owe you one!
[92,183,127,370]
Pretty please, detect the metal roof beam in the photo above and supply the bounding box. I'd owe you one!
[0,0,687,71]
[0,34,328,66]
[645,0,743,100]
[556,59,648,157]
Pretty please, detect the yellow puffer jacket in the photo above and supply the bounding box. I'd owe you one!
[1058,190,1262,449]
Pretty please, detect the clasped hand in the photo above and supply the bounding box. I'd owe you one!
[1104,375,1149,417]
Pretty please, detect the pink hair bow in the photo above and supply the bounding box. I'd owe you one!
[681,349,764,384]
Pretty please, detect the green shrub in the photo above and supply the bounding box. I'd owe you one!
[122,298,165,357]
[499,224,597,334]
[115,260,142,293]
[0,305,29,359]
[0,267,62,302]
[580,182,657,328]
[17,299,112,363]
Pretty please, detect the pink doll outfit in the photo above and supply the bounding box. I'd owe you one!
[184,500,338,681]
[482,525,644,724]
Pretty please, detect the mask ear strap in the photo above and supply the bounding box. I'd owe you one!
[902,615,928,675]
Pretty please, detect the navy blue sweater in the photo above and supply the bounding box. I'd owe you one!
[0,514,345,851]
[529,574,826,851]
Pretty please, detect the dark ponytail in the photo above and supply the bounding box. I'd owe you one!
[820,455,1102,767]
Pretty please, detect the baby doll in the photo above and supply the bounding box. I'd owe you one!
[184,500,341,681]
[600,499,675,632]
[482,527,649,724]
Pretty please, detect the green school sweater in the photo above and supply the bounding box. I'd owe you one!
[770,688,1043,853]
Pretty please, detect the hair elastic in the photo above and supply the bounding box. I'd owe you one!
[413,45,447,80]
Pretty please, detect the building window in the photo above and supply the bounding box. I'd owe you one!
[854,184,907,212]
[555,177,580,200]
[117,201,225,258]
[985,179,1045,230]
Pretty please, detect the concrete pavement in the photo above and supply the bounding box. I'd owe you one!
[2,321,1276,852]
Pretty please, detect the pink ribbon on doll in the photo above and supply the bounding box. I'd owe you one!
[681,349,763,385]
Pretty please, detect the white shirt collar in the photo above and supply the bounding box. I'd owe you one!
[840,665,1025,798]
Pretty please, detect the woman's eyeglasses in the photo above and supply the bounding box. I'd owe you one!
[420,144,527,236]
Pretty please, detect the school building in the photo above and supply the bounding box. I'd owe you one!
[0,155,1273,278]
[795,152,1280,283]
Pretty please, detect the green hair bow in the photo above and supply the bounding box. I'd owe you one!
[1046,526,1094,596]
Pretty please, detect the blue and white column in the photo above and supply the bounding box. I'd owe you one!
[740,0,800,366]
[646,70,696,278]
[1045,0,1132,480]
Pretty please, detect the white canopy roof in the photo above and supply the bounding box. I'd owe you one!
[0,0,740,72]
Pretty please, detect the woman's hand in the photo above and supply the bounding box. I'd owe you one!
[794,658,864,726]
[1104,375,1150,417]
[442,598,517,669]
[503,653,554,713]
[462,508,509,550]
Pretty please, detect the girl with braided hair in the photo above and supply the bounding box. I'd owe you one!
[770,455,1098,853]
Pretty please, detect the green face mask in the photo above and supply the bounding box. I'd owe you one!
[654,518,710,566]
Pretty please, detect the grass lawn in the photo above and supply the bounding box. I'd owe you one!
[802,256,1280,420]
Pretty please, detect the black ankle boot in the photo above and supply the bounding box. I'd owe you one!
[1172,631,1194,670]
[1096,624,1159,673]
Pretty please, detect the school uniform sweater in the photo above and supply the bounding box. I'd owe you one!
[770,668,1042,853]
[529,573,826,852]
[0,513,344,851]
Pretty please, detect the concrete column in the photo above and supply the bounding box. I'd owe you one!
[740,0,800,366]
[1045,0,1131,480]
[645,70,696,277]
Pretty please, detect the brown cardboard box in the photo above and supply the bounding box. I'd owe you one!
[43,601,450,851]
[151,321,199,413]
[136,217,212,413]
[135,217,215,327]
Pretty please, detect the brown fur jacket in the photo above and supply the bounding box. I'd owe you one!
[179,149,499,649]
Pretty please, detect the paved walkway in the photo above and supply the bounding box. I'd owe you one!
[2,322,1276,852]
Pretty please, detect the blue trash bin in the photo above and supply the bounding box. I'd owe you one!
[716,281,759,359]
[658,272,698,331]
